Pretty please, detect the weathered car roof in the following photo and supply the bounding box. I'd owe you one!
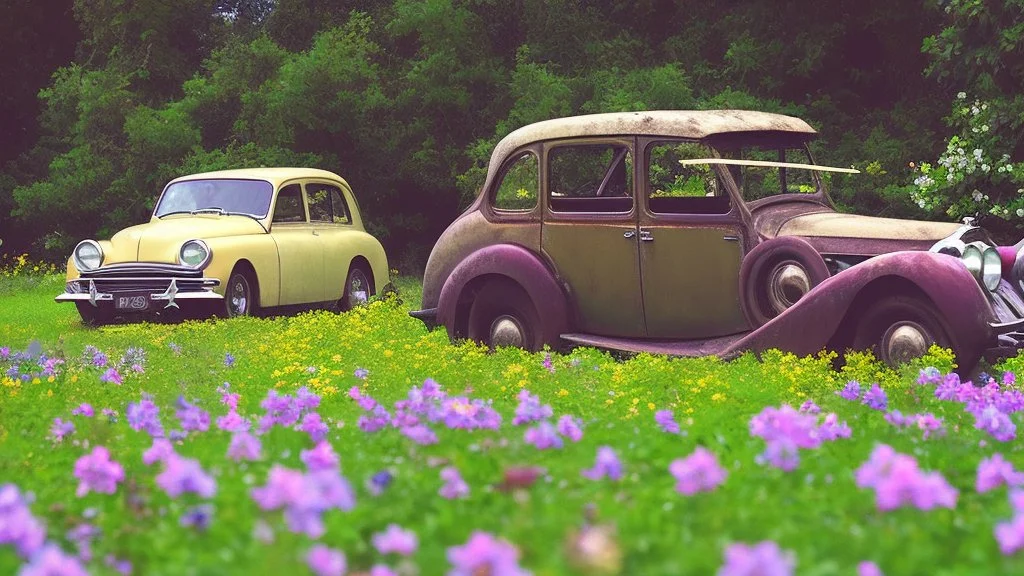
[168,167,350,189]
[489,110,816,176]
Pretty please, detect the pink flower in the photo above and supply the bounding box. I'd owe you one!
[582,446,623,481]
[306,544,346,576]
[556,415,583,442]
[858,560,884,576]
[155,454,216,498]
[669,447,727,495]
[372,524,418,556]
[227,432,262,461]
[142,438,175,466]
[439,466,469,500]
[301,441,339,472]
[447,531,529,576]
[977,453,1024,493]
[718,540,795,576]
[74,447,124,497]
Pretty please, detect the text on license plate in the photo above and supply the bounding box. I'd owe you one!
[116,295,148,310]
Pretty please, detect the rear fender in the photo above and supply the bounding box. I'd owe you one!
[727,250,994,364]
[437,244,568,344]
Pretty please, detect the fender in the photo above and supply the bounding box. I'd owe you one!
[437,244,569,345]
[726,250,994,366]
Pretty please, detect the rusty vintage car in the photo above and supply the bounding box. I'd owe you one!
[409,110,1024,370]
[56,167,390,325]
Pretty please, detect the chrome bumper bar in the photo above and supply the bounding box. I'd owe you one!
[55,278,222,310]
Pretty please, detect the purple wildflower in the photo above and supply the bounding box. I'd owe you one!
[126,394,163,437]
[354,368,369,379]
[372,524,418,556]
[104,555,133,575]
[718,540,795,576]
[359,405,392,433]
[817,413,852,441]
[799,400,820,414]
[524,422,563,450]
[301,442,339,472]
[218,384,240,410]
[974,406,1017,442]
[439,466,469,499]
[855,444,957,511]
[66,522,99,562]
[556,415,583,442]
[295,386,321,411]
[402,424,438,445]
[977,453,1024,493]
[227,432,262,462]
[838,381,861,401]
[223,353,235,367]
[996,515,1024,555]
[934,375,960,401]
[18,543,89,576]
[862,383,888,411]
[100,367,123,385]
[542,353,555,373]
[917,366,942,386]
[175,397,211,433]
[915,413,945,439]
[73,447,124,497]
[655,410,680,434]
[180,504,213,531]
[582,446,623,481]
[101,408,118,423]
[71,403,94,417]
[142,438,175,465]
[155,454,217,498]
[0,484,46,558]
[298,412,329,443]
[669,446,727,495]
[513,390,553,425]
[251,466,355,538]
[216,410,250,433]
[1004,371,1017,387]
[369,565,397,576]
[306,544,347,576]
[447,531,530,576]
[49,418,75,442]
[858,561,884,576]
[366,470,394,496]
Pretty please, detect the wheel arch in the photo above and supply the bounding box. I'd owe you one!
[437,244,569,344]
[347,255,375,294]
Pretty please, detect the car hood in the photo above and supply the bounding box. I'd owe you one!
[752,201,962,255]
[105,216,266,264]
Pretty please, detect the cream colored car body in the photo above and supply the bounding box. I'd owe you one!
[60,167,389,316]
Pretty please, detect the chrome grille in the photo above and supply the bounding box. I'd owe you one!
[992,280,1024,323]
[75,263,217,294]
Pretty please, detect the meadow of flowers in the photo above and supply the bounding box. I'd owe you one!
[2,259,1024,575]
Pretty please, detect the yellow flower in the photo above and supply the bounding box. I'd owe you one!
[711,393,725,402]
[557,388,569,397]
[647,402,656,410]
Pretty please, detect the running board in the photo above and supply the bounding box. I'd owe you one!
[560,332,749,358]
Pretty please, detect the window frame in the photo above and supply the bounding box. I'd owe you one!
[271,182,309,225]
[304,181,352,225]
[542,137,637,222]
[643,138,735,217]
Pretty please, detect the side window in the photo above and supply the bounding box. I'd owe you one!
[493,152,538,211]
[647,141,731,215]
[329,188,351,224]
[272,184,306,223]
[306,183,332,222]
[548,143,633,213]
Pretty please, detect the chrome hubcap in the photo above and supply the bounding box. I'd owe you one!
[229,276,249,316]
[768,262,810,314]
[489,315,525,348]
[347,271,369,309]
[881,321,932,364]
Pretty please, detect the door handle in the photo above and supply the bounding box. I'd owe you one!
[723,235,739,242]
[623,230,636,239]
[312,230,320,236]
[639,229,654,242]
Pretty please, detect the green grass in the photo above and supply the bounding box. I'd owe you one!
[1,269,1023,575]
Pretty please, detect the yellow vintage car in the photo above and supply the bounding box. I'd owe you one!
[56,167,390,325]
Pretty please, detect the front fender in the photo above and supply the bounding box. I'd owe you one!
[726,250,994,364]
[437,244,568,344]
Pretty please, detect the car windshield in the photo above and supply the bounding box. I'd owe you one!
[154,179,274,217]
[715,145,822,201]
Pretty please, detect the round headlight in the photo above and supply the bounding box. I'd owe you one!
[73,240,103,271]
[962,241,1002,292]
[962,244,983,280]
[179,239,211,269]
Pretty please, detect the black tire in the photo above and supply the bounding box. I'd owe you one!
[339,265,373,312]
[466,279,542,351]
[75,302,114,327]
[222,267,259,318]
[739,237,831,328]
[850,295,953,367]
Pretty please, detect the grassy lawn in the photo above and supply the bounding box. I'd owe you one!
[2,262,1024,575]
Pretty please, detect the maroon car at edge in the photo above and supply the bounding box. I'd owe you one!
[410,110,1024,372]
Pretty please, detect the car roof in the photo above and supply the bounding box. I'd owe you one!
[488,109,816,175]
[167,167,350,189]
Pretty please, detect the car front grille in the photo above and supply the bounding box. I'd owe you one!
[991,279,1024,323]
[73,263,218,294]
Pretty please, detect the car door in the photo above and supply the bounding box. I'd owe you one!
[540,138,646,337]
[270,182,325,305]
[306,180,353,302]
[638,138,750,338]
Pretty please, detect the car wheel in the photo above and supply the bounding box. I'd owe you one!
[740,237,830,327]
[224,268,258,318]
[851,295,952,367]
[75,302,114,327]
[339,265,373,312]
[467,279,542,351]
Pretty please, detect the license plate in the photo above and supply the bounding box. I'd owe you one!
[115,294,149,311]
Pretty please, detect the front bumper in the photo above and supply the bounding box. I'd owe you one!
[55,263,222,312]
[409,307,438,329]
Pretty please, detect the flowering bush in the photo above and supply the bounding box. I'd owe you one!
[911,92,1024,221]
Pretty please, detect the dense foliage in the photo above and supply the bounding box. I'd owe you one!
[1,0,1022,267]
[3,261,1024,575]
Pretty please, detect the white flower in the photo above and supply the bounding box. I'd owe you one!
[974,149,984,159]
[982,103,988,110]
[973,190,984,202]
[1016,208,1023,217]
[957,91,967,99]
[972,106,980,115]
[982,164,990,172]
[982,124,989,132]
[918,199,927,209]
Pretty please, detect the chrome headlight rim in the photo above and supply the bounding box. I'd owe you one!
[963,240,1001,292]
[178,239,212,270]
[72,239,104,272]
[1012,244,1024,290]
